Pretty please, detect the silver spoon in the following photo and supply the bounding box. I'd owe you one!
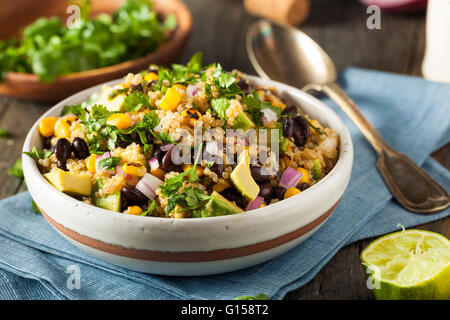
[246,20,449,214]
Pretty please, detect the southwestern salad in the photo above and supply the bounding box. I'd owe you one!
[27,53,339,218]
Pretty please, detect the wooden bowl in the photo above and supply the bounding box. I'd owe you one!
[0,0,192,102]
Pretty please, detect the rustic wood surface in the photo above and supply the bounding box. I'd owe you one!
[0,0,448,299]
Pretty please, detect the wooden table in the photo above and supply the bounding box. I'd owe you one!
[0,0,448,299]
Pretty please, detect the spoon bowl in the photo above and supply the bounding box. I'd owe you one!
[247,20,449,214]
[247,20,336,87]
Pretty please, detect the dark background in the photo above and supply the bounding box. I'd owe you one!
[0,0,448,299]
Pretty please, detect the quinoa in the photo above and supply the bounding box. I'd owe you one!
[33,53,339,218]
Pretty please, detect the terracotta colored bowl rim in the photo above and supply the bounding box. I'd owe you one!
[39,199,340,262]
[3,0,192,83]
[22,75,353,226]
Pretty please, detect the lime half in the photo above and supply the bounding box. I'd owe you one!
[361,229,450,300]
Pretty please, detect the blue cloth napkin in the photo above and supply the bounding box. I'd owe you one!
[0,68,449,300]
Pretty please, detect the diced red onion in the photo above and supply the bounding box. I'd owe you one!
[160,143,174,152]
[279,167,302,189]
[116,165,125,176]
[246,196,264,211]
[186,85,198,97]
[262,108,278,125]
[135,173,164,200]
[149,157,159,171]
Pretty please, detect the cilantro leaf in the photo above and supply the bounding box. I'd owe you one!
[210,97,230,121]
[234,293,270,300]
[124,90,150,112]
[141,199,156,216]
[97,156,121,171]
[184,187,210,209]
[8,158,24,179]
[242,95,264,127]
[23,146,53,160]
[61,104,83,117]
[31,200,41,214]
[213,64,235,88]
[0,127,11,138]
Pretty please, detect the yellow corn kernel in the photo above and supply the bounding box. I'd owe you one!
[260,203,267,208]
[144,72,159,82]
[106,113,132,130]
[212,179,231,193]
[123,162,147,177]
[309,119,323,135]
[151,167,166,180]
[159,86,182,111]
[284,187,301,199]
[38,117,58,137]
[127,206,143,215]
[296,167,310,185]
[62,115,78,123]
[86,154,97,173]
[181,108,202,126]
[173,84,186,93]
[183,164,203,178]
[54,119,71,138]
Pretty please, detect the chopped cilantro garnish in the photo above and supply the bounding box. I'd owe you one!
[23,146,53,160]
[124,90,150,112]
[160,146,208,214]
[141,199,156,216]
[97,157,121,171]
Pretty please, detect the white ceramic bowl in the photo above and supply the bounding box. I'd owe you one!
[22,75,353,276]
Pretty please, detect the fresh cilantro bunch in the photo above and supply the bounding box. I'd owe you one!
[0,0,176,82]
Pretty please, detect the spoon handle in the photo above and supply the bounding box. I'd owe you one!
[303,81,449,214]
[304,82,386,155]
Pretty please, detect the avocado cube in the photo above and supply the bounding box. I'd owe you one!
[93,192,121,212]
[196,191,243,217]
[230,150,260,201]
[44,168,92,196]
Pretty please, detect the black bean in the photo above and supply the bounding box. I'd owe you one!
[131,83,143,92]
[120,195,128,212]
[221,189,246,209]
[152,148,165,163]
[272,186,286,200]
[57,160,68,171]
[250,166,270,183]
[210,162,224,177]
[282,105,298,116]
[258,184,273,201]
[115,139,129,148]
[292,116,310,147]
[55,138,71,162]
[282,116,294,138]
[145,130,155,145]
[121,186,148,205]
[297,182,310,191]
[72,137,89,159]
[237,79,250,95]
[161,148,180,172]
